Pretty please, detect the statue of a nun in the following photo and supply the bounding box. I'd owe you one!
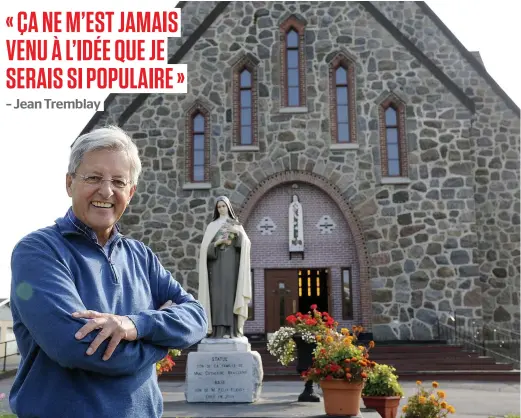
[197,196,252,339]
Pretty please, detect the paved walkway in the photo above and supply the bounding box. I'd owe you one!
[161,380,520,418]
[1,374,519,417]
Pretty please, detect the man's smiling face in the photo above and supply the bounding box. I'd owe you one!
[66,148,136,245]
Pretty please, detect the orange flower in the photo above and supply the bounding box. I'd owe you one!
[437,390,446,399]
[432,381,439,388]
[416,380,422,386]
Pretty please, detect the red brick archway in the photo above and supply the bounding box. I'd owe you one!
[238,170,372,330]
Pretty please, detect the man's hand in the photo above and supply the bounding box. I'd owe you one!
[72,311,137,361]
[72,302,173,360]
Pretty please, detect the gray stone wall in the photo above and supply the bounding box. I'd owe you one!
[375,1,520,332]
[92,1,519,339]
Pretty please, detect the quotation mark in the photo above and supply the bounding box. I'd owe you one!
[177,73,185,83]
[6,16,14,27]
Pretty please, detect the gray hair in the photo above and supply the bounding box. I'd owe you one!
[69,126,142,185]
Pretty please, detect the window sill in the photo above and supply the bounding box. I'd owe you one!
[279,106,308,114]
[381,177,411,185]
[231,145,260,152]
[182,182,212,190]
[330,143,360,150]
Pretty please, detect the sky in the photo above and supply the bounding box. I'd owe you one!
[0,0,519,299]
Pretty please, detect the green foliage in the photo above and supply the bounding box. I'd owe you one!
[362,363,404,397]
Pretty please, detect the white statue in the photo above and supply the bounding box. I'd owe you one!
[289,195,304,252]
[197,196,252,339]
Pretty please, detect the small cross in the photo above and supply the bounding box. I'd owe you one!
[320,222,333,229]
[260,224,274,233]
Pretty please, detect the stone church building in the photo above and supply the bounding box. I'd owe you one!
[81,1,520,340]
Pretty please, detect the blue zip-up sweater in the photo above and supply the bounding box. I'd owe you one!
[9,208,208,418]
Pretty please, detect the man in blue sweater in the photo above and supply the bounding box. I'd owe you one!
[9,126,208,418]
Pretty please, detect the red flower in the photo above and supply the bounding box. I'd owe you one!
[286,315,297,324]
[325,375,333,381]
[305,319,317,326]
[330,364,341,372]
[310,304,318,310]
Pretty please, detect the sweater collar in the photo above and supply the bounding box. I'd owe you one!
[56,207,122,244]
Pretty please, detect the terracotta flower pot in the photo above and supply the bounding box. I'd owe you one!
[362,396,401,418]
[320,379,363,416]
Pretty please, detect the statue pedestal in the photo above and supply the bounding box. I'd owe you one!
[185,337,264,403]
[197,336,251,352]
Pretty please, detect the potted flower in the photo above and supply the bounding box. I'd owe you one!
[156,348,181,376]
[401,381,455,417]
[267,304,337,401]
[362,363,404,418]
[304,326,376,416]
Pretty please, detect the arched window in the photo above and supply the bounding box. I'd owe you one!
[185,102,210,185]
[191,112,206,182]
[286,29,300,107]
[379,96,408,178]
[239,69,253,145]
[384,106,400,176]
[280,16,306,108]
[329,53,356,144]
[232,54,259,147]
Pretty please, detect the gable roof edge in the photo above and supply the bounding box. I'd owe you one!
[76,1,189,140]
[360,1,475,114]
[417,1,519,117]
[117,1,231,128]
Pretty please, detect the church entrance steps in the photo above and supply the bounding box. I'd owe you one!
[161,339,520,383]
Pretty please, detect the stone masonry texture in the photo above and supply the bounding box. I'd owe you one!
[91,1,520,340]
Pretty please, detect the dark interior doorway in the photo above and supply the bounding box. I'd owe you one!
[298,268,328,314]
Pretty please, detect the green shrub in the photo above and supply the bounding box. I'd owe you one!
[362,363,404,397]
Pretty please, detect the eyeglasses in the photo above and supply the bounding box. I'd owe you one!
[73,173,130,189]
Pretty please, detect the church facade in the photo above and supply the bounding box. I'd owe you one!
[83,1,520,340]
